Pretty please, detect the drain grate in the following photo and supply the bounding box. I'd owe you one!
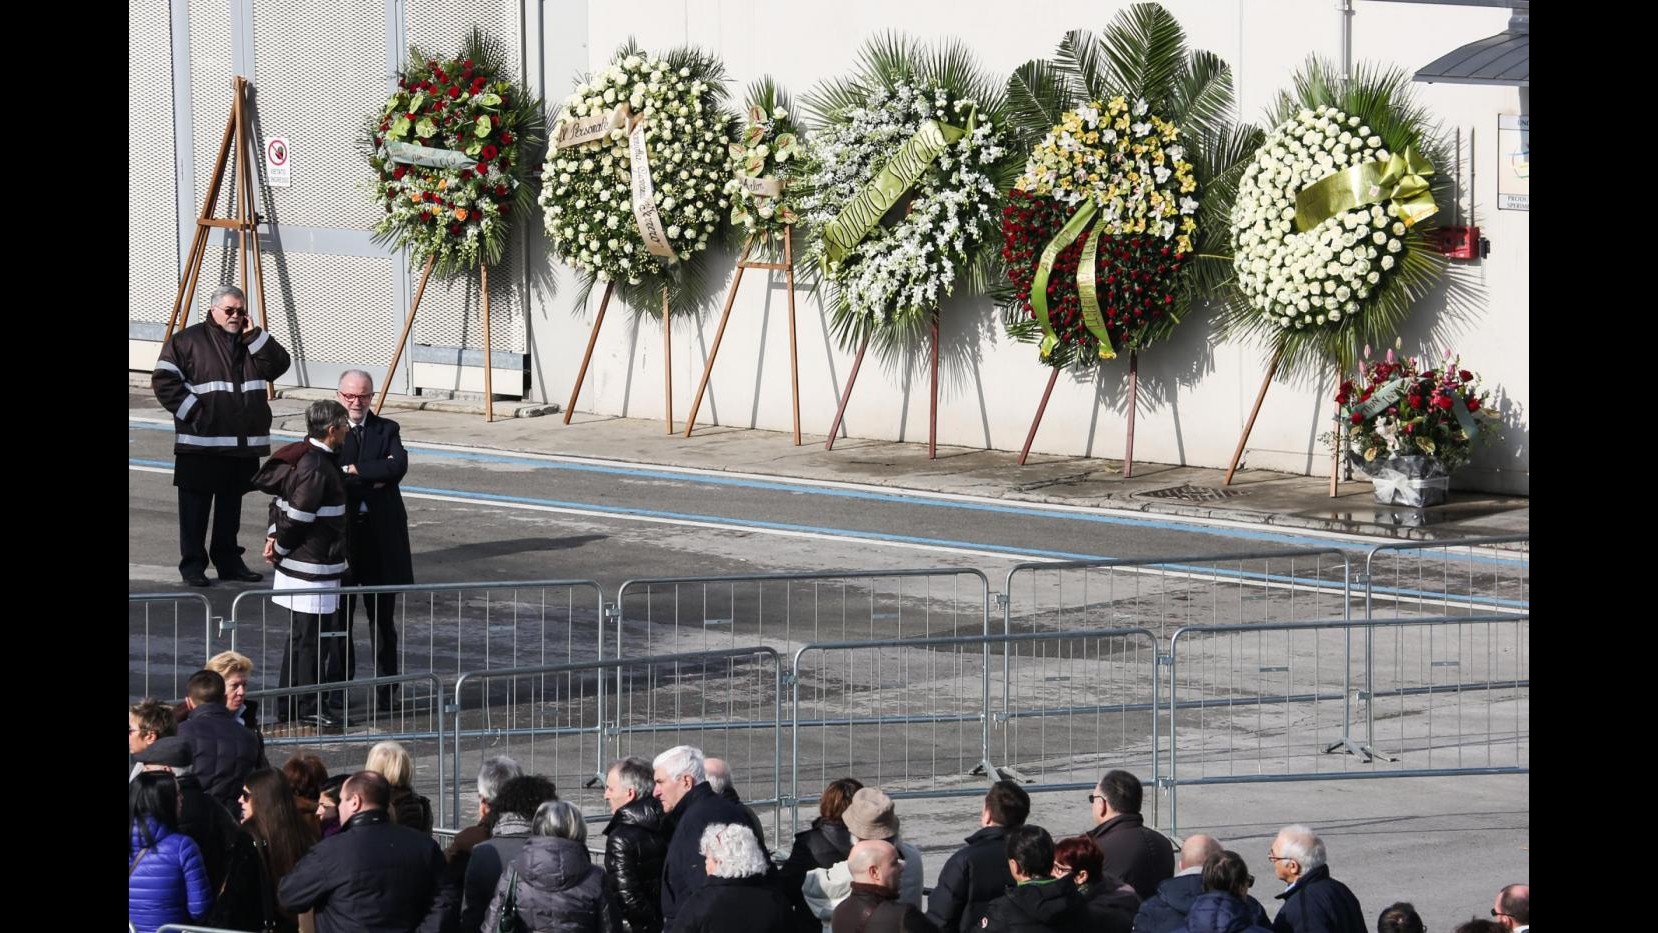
[1140,484,1248,502]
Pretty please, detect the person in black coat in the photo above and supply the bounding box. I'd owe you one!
[981,826,1091,933]
[335,371,415,708]
[1177,850,1274,933]
[1051,834,1138,933]
[782,778,862,932]
[603,757,669,933]
[1266,827,1365,933]
[653,746,755,930]
[1083,770,1173,900]
[277,771,451,933]
[829,841,931,933]
[176,670,261,812]
[673,822,794,933]
[704,757,769,852]
[925,780,1030,933]
[1137,836,1272,933]
[483,800,622,933]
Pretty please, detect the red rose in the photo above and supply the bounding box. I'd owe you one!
[1350,412,1364,425]
[495,185,509,196]
[464,58,474,68]
[449,223,462,236]
[420,210,432,221]
[448,86,461,99]
[498,157,510,169]
[459,170,473,181]
[1459,370,1473,383]
[1467,397,1481,412]
[1407,395,1421,408]
[490,114,500,126]
[392,166,407,179]
[477,161,490,173]
[481,144,499,160]
[1435,395,1455,410]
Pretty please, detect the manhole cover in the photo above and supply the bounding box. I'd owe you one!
[1140,484,1247,502]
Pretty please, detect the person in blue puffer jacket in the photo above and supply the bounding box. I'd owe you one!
[129,770,214,933]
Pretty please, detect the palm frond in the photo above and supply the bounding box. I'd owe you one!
[1169,49,1234,143]
[1099,2,1189,108]
[1055,30,1108,101]
[802,76,870,127]
[857,31,919,90]
[1005,58,1075,141]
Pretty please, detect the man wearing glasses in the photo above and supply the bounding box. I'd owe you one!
[152,284,292,587]
[1489,883,1528,931]
[1265,825,1365,933]
[335,369,413,711]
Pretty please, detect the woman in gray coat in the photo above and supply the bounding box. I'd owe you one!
[484,800,623,933]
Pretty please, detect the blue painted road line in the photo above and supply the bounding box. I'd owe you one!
[129,420,1525,566]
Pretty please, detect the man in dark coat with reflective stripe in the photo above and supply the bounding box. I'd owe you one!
[152,284,291,588]
[1267,825,1366,933]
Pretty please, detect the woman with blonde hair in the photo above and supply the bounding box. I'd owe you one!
[365,740,433,832]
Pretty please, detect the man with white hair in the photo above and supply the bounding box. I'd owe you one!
[1267,825,1365,933]
[1136,834,1269,933]
[653,745,752,929]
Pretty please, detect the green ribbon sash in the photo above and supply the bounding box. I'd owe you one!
[1029,200,1097,359]
[1294,145,1438,233]
[820,116,971,271]
[1073,224,1116,361]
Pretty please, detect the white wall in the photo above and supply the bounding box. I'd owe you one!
[526,0,1528,495]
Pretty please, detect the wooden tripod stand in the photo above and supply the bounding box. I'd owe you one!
[825,309,943,459]
[1017,350,1144,475]
[564,285,676,434]
[683,228,802,444]
[1223,349,1341,497]
[373,256,500,422]
[163,76,274,400]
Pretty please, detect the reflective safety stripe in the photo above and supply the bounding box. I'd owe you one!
[247,331,270,353]
[245,436,270,446]
[240,380,268,393]
[274,541,292,556]
[176,434,243,447]
[188,381,237,394]
[277,499,348,522]
[154,361,183,377]
[175,395,197,421]
[278,557,347,575]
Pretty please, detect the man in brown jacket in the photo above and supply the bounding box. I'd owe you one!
[831,840,932,933]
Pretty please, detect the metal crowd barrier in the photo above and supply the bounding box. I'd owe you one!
[451,646,784,841]
[1165,613,1529,833]
[127,592,218,702]
[789,627,1157,833]
[1363,535,1529,619]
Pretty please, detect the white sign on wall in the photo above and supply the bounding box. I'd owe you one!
[265,137,291,188]
[1497,115,1527,211]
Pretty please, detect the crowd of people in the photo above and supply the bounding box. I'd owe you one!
[127,715,1529,933]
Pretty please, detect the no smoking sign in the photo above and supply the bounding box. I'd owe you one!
[265,137,291,187]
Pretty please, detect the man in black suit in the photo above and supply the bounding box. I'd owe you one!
[336,370,415,710]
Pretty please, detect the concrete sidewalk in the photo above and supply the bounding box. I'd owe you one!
[238,386,1527,542]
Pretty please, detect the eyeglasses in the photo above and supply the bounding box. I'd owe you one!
[338,392,372,402]
[1086,794,1103,804]
[238,789,252,801]
[1266,853,1292,863]
[215,305,250,317]
[1490,910,1511,918]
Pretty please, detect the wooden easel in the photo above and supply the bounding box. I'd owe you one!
[683,228,802,444]
[163,76,275,401]
[564,285,675,434]
[826,308,943,459]
[1223,349,1341,497]
[375,257,498,422]
[1017,350,1143,476]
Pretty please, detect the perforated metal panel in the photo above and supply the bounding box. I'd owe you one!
[190,244,395,372]
[130,0,180,323]
[406,0,527,354]
[189,0,237,223]
[250,0,385,230]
